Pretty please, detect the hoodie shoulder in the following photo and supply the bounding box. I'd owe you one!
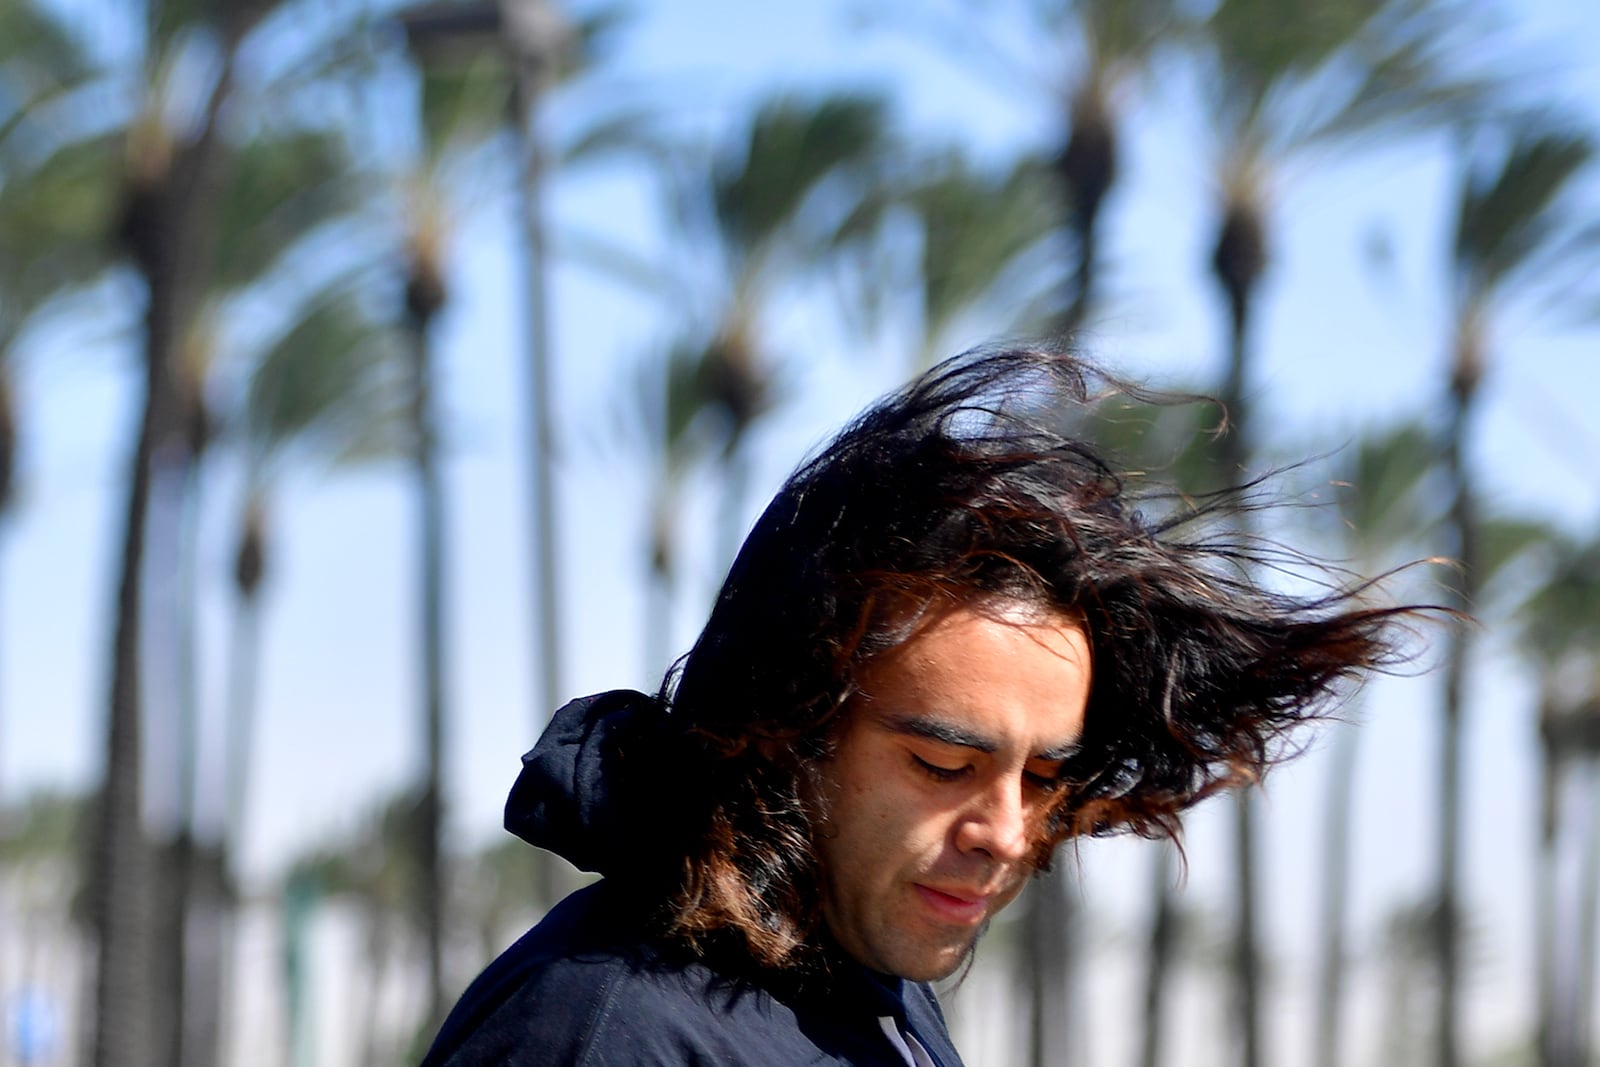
[421,883,831,1066]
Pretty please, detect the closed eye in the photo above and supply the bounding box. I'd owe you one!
[911,754,970,783]
[1024,770,1063,795]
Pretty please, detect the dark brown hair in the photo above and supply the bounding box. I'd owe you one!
[616,343,1418,972]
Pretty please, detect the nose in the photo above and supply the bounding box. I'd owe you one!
[954,777,1032,864]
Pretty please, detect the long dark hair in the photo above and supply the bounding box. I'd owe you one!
[619,343,1420,972]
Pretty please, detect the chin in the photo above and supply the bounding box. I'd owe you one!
[892,919,990,983]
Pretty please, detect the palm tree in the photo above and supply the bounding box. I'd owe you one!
[26,1,392,1061]
[1303,422,1440,1067]
[384,27,525,1025]
[900,151,1062,366]
[1437,120,1596,1067]
[398,0,616,763]
[899,0,1178,336]
[1517,531,1600,1067]
[0,0,119,811]
[161,280,403,1067]
[1193,5,1490,1059]
[1072,392,1224,1067]
[639,95,891,580]
[95,5,267,1062]
[1042,0,1177,332]
[165,122,374,1067]
[619,338,715,681]
[397,0,636,953]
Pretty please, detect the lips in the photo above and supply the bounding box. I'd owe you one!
[913,884,991,925]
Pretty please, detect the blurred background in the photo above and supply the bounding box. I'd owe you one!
[2,0,1599,1065]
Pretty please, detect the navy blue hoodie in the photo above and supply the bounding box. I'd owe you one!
[420,692,967,1066]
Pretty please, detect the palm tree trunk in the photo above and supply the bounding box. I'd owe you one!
[1213,194,1265,1067]
[0,359,13,808]
[1536,731,1559,1067]
[1230,791,1262,1067]
[719,445,752,581]
[152,440,207,1067]
[1314,722,1359,1067]
[507,53,570,916]
[224,576,265,857]
[181,844,226,1067]
[93,221,181,1067]
[1139,842,1178,1067]
[184,554,267,1067]
[1061,205,1099,335]
[96,25,241,1065]
[647,558,673,689]
[509,57,562,730]
[406,309,448,1029]
[1436,376,1479,1067]
[1056,83,1115,335]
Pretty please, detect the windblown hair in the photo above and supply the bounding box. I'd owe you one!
[613,344,1416,973]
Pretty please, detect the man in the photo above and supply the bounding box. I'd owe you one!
[422,346,1410,1065]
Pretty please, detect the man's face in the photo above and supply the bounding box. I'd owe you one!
[811,600,1092,981]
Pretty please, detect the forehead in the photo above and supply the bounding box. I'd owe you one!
[845,601,1092,754]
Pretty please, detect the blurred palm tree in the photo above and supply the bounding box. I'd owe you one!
[95,5,274,1065]
[1437,119,1597,1067]
[388,38,512,1029]
[1193,4,1493,1059]
[219,281,405,870]
[638,94,891,596]
[899,151,1062,365]
[1301,421,1441,1067]
[896,0,1178,337]
[1048,0,1177,332]
[166,122,376,1067]
[621,337,711,682]
[33,1,394,1063]
[399,0,624,762]
[1516,531,1600,1067]
[167,277,405,1067]
[394,6,636,996]
[0,0,119,817]
[1072,390,1224,1067]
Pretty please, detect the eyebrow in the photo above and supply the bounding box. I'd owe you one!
[881,712,1081,763]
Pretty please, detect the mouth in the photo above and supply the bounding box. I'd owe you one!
[912,884,992,925]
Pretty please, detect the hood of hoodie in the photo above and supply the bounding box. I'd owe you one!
[503,689,662,877]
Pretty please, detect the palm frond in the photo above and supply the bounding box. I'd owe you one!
[242,283,406,475]
[0,0,95,154]
[712,94,889,259]
[1203,0,1498,161]
[1325,421,1444,561]
[212,128,362,292]
[1519,530,1600,669]
[912,152,1060,350]
[0,131,118,343]
[1452,125,1595,302]
[419,52,511,157]
[1083,0,1180,66]
[1073,392,1227,500]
